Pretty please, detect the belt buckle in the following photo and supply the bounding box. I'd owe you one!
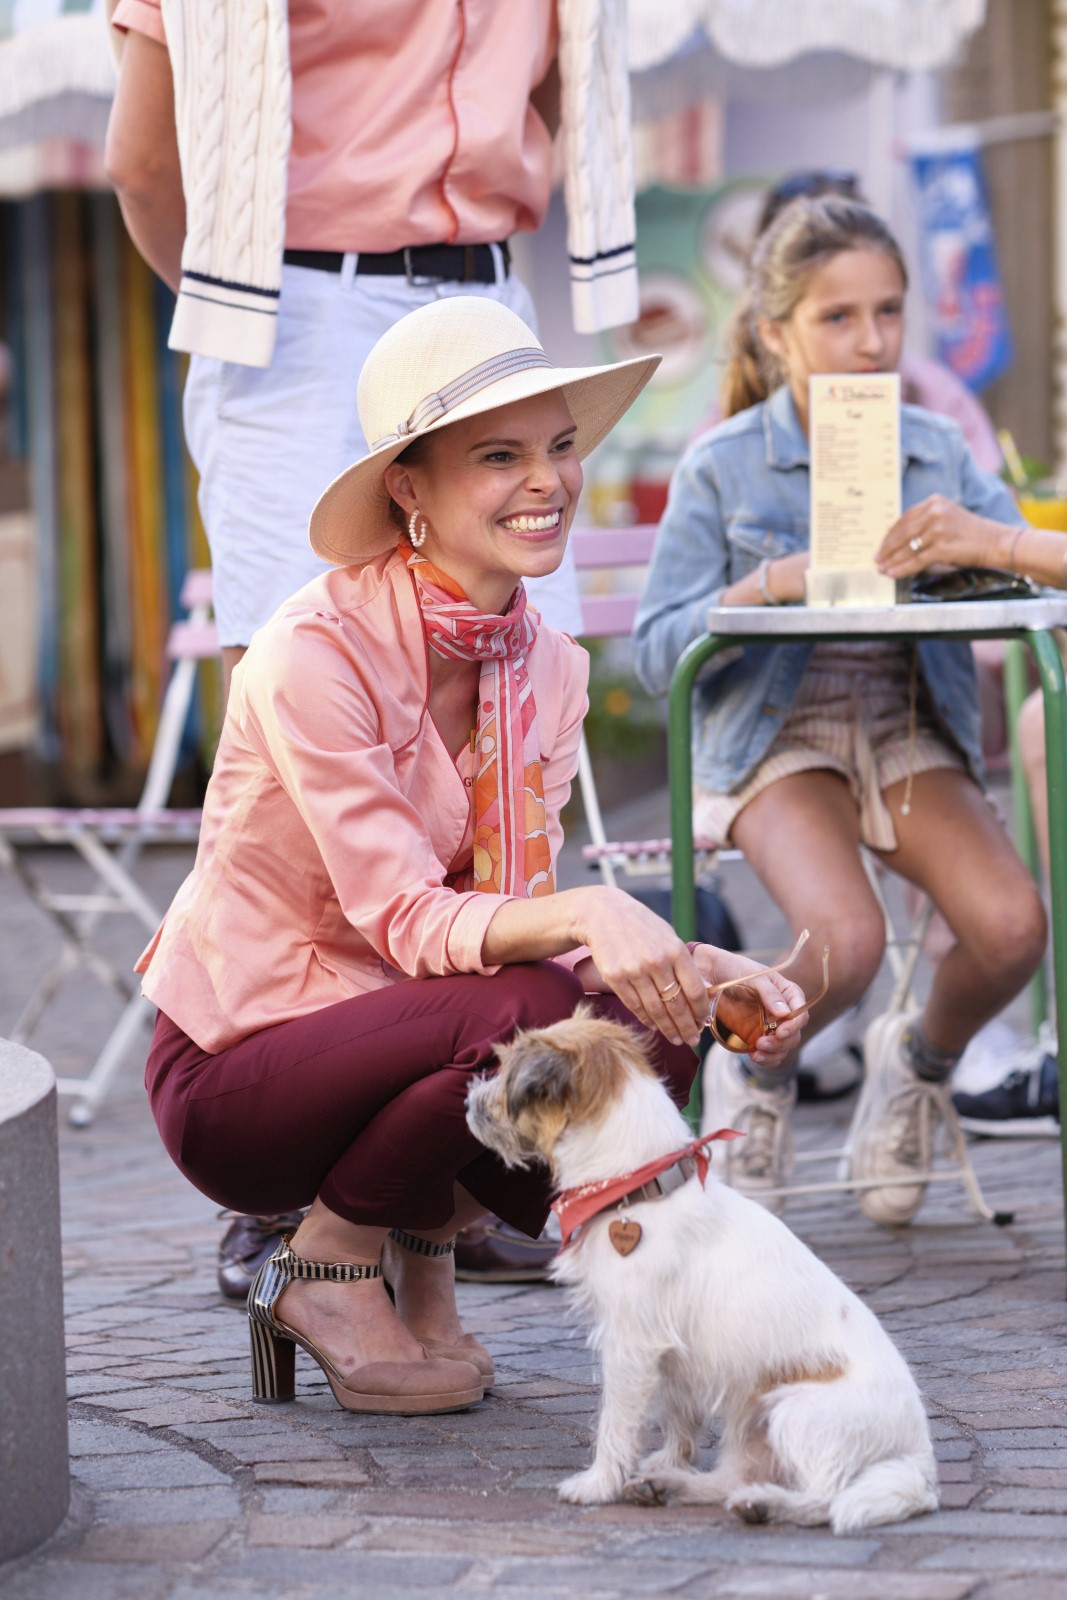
[403,246,447,288]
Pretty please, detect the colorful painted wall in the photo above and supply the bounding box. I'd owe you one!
[3,189,213,798]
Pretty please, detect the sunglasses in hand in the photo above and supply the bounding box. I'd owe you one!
[704,929,830,1056]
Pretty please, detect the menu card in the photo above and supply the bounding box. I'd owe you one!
[806,372,903,607]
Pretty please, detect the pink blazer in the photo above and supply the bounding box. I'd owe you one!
[138,553,590,1052]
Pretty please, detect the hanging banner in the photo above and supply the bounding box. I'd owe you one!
[908,140,1012,392]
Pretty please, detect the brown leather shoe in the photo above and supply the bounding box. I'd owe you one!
[217,1210,307,1302]
[453,1217,558,1283]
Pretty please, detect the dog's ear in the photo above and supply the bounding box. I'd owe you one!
[503,1043,572,1123]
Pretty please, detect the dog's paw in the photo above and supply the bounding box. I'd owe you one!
[727,1492,770,1525]
[623,1476,669,1508]
[557,1467,622,1505]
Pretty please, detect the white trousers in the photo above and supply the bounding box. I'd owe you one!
[183,259,583,645]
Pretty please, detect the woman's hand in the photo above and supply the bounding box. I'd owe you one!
[692,945,808,1067]
[485,886,808,1057]
[876,496,1011,580]
[575,888,714,1049]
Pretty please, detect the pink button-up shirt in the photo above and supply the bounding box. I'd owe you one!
[136,554,590,1053]
[113,0,558,252]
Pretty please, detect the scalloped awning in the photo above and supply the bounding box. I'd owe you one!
[0,0,990,184]
[0,3,113,156]
[629,0,988,74]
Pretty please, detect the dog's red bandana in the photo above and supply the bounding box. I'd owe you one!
[551,1128,743,1249]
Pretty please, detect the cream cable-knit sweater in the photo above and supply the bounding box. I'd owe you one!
[159,0,637,367]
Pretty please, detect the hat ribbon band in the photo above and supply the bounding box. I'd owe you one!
[371,347,554,451]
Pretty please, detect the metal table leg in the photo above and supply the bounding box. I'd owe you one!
[1025,630,1067,1234]
[668,634,728,945]
[668,634,730,1128]
[1004,639,1048,1029]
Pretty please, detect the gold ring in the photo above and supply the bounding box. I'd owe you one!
[764,1017,779,1033]
[658,981,681,1002]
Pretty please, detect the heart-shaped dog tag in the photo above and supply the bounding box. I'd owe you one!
[609,1219,642,1256]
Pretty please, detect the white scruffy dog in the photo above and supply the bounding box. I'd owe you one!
[466,1009,939,1535]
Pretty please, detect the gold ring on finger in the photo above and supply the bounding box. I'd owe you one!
[909,535,924,554]
[658,981,681,1002]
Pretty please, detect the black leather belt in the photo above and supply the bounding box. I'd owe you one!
[282,241,510,284]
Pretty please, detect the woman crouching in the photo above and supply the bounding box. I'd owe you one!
[138,297,808,1416]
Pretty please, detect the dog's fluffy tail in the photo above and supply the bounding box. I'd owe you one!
[829,1456,938,1535]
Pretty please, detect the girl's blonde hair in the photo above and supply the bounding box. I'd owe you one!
[721,195,909,419]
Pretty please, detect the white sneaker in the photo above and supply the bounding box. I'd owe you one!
[850,1011,951,1227]
[701,1043,795,1216]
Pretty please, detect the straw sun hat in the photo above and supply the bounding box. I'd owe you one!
[309,296,661,565]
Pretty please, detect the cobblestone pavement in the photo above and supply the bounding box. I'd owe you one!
[2,804,1067,1600]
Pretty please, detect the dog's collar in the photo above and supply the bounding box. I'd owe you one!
[551,1128,742,1249]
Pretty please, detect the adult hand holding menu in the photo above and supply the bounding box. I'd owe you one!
[807,373,904,607]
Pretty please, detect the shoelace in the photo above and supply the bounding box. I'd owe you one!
[882,1078,949,1167]
[739,1106,779,1180]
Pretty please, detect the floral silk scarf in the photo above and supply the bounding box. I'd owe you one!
[404,545,554,898]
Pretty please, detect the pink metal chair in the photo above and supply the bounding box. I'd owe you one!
[0,571,217,1125]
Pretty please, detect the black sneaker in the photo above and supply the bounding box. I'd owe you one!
[952,1052,1060,1138]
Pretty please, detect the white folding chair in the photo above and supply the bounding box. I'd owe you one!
[0,570,218,1125]
[571,525,1001,1224]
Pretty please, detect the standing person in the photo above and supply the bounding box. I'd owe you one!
[139,296,808,1412]
[104,0,637,686]
[634,195,1047,1224]
[104,0,640,1293]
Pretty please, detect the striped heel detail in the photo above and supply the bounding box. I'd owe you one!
[246,1238,382,1402]
[388,1227,456,1258]
[249,1317,296,1402]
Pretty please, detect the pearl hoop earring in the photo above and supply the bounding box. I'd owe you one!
[408,509,428,550]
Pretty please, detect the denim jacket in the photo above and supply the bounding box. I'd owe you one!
[633,384,1025,793]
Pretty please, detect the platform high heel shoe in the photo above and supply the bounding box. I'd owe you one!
[386,1227,495,1387]
[247,1239,484,1414]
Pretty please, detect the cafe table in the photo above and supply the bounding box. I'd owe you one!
[666,597,1067,1243]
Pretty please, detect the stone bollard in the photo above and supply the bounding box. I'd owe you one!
[0,1040,69,1559]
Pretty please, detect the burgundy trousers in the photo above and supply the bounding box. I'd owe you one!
[146,962,698,1239]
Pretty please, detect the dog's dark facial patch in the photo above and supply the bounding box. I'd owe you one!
[504,1044,573,1122]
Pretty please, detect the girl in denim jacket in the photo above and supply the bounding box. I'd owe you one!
[634,196,1047,1226]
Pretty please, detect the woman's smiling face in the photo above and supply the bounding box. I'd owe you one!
[760,244,907,426]
[383,391,583,614]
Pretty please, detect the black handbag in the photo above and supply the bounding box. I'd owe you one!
[910,566,1040,603]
